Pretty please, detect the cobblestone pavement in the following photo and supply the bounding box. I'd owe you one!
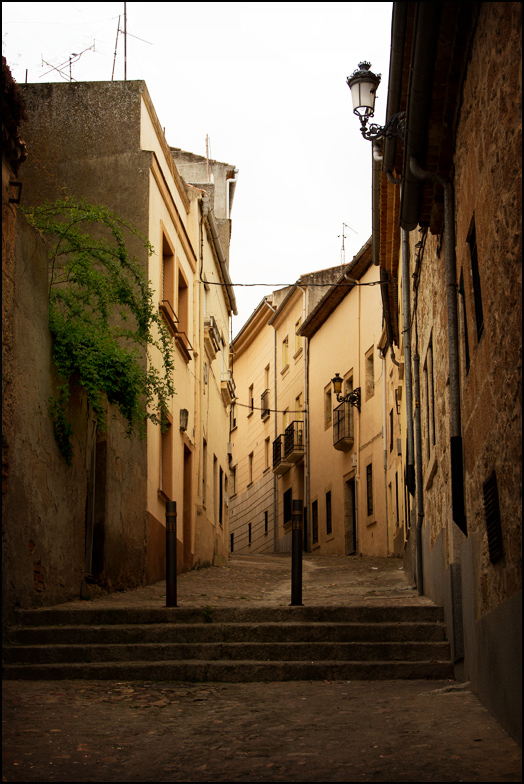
[58,553,433,610]
[2,555,522,782]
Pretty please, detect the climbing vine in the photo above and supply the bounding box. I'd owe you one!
[24,198,175,464]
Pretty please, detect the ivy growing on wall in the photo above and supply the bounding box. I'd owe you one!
[24,198,175,465]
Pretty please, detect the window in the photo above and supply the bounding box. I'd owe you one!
[395,471,399,526]
[326,491,332,536]
[248,522,252,545]
[389,408,394,452]
[202,439,207,504]
[265,364,270,390]
[230,532,234,552]
[459,270,470,374]
[365,348,375,400]
[265,437,271,470]
[219,466,224,527]
[264,510,269,534]
[248,384,254,415]
[282,336,289,370]
[283,408,290,432]
[248,452,254,485]
[468,218,484,341]
[231,403,237,431]
[175,266,192,361]
[160,232,177,334]
[230,465,236,497]
[366,463,373,517]
[295,393,303,421]
[283,488,292,525]
[295,318,302,355]
[324,385,332,429]
[312,500,319,543]
[424,337,436,458]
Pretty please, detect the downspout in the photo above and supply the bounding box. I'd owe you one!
[226,168,239,219]
[297,285,309,552]
[412,313,424,595]
[265,298,279,553]
[380,347,389,556]
[410,158,466,533]
[401,228,417,499]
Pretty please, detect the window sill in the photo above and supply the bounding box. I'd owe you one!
[263,467,271,475]
[281,364,290,376]
[157,489,171,503]
[293,347,303,361]
[247,410,254,418]
[366,519,377,528]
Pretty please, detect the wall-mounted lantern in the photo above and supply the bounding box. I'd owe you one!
[331,373,361,412]
[346,61,405,141]
[180,409,189,431]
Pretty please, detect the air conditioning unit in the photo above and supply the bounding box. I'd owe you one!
[227,442,233,455]
[351,453,357,467]
[204,315,221,360]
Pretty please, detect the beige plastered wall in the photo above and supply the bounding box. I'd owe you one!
[308,265,386,556]
[229,303,276,553]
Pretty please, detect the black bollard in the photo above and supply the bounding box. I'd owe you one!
[166,500,177,607]
[290,499,304,606]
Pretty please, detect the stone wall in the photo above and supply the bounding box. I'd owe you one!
[453,0,522,619]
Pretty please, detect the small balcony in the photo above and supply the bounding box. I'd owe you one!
[221,369,236,406]
[272,434,293,475]
[333,401,354,451]
[284,420,305,463]
[204,315,221,361]
[159,299,178,337]
[260,389,270,420]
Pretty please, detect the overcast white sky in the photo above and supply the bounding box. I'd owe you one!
[3,1,393,335]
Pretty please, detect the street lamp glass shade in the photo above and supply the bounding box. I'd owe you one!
[332,373,343,396]
[347,62,381,120]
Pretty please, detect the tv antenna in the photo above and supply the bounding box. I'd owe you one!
[40,44,95,82]
[338,222,358,264]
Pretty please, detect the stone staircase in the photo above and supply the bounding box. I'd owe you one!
[3,604,453,681]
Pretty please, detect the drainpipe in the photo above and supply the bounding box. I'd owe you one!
[226,168,239,220]
[265,298,279,553]
[402,229,416,500]
[412,320,424,595]
[297,286,309,552]
[409,158,466,532]
[380,348,389,556]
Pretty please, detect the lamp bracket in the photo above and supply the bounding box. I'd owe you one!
[336,387,361,412]
[360,111,406,142]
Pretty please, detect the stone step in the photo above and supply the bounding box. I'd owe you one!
[7,621,448,646]
[11,604,445,627]
[3,640,451,665]
[2,658,454,682]
[4,603,453,682]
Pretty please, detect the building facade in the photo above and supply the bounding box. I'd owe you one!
[230,242,388,557]
[372,1,521,742]
[8,78,236,611]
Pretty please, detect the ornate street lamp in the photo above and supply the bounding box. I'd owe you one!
[332,373,361,412]
[346,61,405,141]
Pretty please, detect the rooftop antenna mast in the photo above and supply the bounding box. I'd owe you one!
[124,2,127,81]
[338,222,358,264]
[112,16,121,81]
[41,44,94,82]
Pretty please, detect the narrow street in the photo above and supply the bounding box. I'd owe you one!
[2,555,521,782]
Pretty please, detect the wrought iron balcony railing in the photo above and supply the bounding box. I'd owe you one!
[333,400,354,451]
[284,420,305,463]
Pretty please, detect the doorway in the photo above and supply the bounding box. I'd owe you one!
[183,444,193,569]
[344,477,357,555]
